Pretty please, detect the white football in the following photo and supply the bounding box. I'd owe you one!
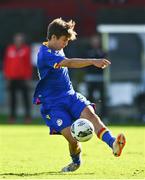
[71,118,94,142]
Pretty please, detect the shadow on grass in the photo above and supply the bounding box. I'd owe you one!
[0,171,95,177]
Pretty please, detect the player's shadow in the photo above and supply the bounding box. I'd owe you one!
[0,171,94,177]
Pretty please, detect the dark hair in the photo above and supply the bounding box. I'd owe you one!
[47,18,77,41]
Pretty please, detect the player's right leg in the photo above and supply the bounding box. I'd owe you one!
[40,106,81,172]
[61,126,81,172]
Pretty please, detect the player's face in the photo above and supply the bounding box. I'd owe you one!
[53,35,70,50]
[14,34,25,48]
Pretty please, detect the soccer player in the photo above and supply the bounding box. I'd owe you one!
[33,18,126,172]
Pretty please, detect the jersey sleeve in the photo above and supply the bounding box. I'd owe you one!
[43,50,65,69]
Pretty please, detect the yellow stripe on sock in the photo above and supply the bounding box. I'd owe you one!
[99,129,108,140]
[97,128,108,140]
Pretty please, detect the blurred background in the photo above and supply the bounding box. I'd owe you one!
[0,0,145,125]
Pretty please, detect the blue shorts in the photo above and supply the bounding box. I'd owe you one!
[40,92,91,134]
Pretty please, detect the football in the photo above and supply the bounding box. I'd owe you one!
[71,118,94,142]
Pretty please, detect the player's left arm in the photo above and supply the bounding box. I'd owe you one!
[59,58,111,69]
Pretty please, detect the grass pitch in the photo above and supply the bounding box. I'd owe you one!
[0,125,144,179]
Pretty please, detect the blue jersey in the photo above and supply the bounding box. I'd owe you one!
[33,43,92,134]
[33,43,75,105]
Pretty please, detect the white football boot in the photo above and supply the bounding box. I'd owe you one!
[61,162,80,172]
[113,133,126,157]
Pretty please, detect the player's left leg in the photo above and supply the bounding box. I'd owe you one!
[61,126,81,172]
[80,105,126,157]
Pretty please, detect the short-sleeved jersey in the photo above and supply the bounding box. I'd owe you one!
[33,43,75,104]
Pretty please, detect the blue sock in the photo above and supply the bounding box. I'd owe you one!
[98,128,115,148]
[71,153,81,165]
[102,131,116,148]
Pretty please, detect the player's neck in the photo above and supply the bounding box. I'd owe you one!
[47,41,57,51]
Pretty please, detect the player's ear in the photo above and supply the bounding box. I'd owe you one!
[51,35,57,40]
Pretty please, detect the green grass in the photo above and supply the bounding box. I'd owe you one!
[0,125,144,179]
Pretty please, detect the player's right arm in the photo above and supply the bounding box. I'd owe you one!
[59,58,111,69]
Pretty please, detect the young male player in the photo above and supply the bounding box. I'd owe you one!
[33,18,126,172]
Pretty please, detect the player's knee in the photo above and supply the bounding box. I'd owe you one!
[83,111,101,124]
[81,105,99,120]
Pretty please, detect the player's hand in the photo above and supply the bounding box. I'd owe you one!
[93,59,111,69]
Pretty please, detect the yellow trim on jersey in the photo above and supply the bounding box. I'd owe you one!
[43,42,48,46]
[43,42,51,53]
[54,63,57,68]
[54,63,61,69]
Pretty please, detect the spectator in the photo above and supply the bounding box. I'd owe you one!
[84,34,107,118]
[3,33,32,123]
